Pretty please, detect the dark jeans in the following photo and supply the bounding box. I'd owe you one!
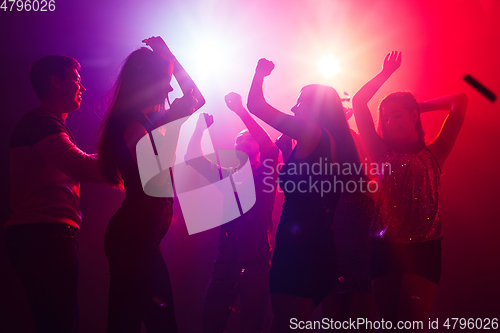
[203,255,271,333]
[6,223,79,333]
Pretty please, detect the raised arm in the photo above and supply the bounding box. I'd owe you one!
[184,113,223,182]
[424,93,468,168]
[185,113,214,160]
[352,51,401,162]
[143,36,205,111]
[171,59,205,111]
[225,92,274,149]
[247,58,322,150]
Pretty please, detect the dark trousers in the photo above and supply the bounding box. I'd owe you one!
[203,255,271,333]
[103,196,177,332]
[6,223,80,333]
[107,244,177,333]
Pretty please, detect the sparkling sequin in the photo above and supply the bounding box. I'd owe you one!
[371,147,442,243]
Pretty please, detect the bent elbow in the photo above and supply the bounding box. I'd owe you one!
[199,96,206,107]
[246,99,258,114]
[195,96,206,111]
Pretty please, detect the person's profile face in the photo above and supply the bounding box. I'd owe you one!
[153,64,173,106]
[160,75,173,101]
[161,63,174,98]
[291,92,308,117]
[58,67,86,112]
[291,89,319,120]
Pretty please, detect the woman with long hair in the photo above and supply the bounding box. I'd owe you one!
[321,108,377,332]
[247,58,363,331]
[98,36,204,332]
[352,51,467,331]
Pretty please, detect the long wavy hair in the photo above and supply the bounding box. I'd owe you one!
[301,84,364,180]
[98,48,173,189]
[378,91,425,145]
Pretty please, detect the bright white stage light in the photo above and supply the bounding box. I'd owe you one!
[191,39,228,77]
[176,30,241,91]
[317,55,340,78]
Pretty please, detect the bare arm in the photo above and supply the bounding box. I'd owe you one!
[185,113,213,160]
[425,93,468,168]
[247,58,321,155]
[352,51,401,162]
[143,36,206,111]
[184,113,223,182]
[171,59,205,111]
[225,92,274,149]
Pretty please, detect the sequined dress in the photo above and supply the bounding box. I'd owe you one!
[369,142,443,283]
[371,142,442,243]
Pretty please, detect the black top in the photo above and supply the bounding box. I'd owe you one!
[270,127,344,305]
[278,128,343,238]
[109,109,172,201]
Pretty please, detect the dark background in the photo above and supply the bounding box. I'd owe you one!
[1,0,499,332]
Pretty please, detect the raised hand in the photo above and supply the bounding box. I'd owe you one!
[224,92,246,115]
[275,133,292,150]
[196,113,214,131]
[275,133,293,161]
[142,36,175,60]
[255,58,275,77]
[168,90,197,121]
[381,51,401,75]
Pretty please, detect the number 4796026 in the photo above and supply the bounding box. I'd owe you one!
[1,0,56,12]
[443,318,498,330]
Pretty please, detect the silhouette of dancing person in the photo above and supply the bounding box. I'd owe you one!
[5,55,101,333]
[321,108,377,331]
[186,92,279,333]
[247,58,363,332]
[352,51,467,332]
[98,36,204,333]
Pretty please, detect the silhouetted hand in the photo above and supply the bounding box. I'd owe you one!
[255,58,275,77]
[142,36,175,60]
[196,113,214,131]
[224,92,246,116]
[168,90,197,121]
[275,133,293,160]
[381,51,401,75]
